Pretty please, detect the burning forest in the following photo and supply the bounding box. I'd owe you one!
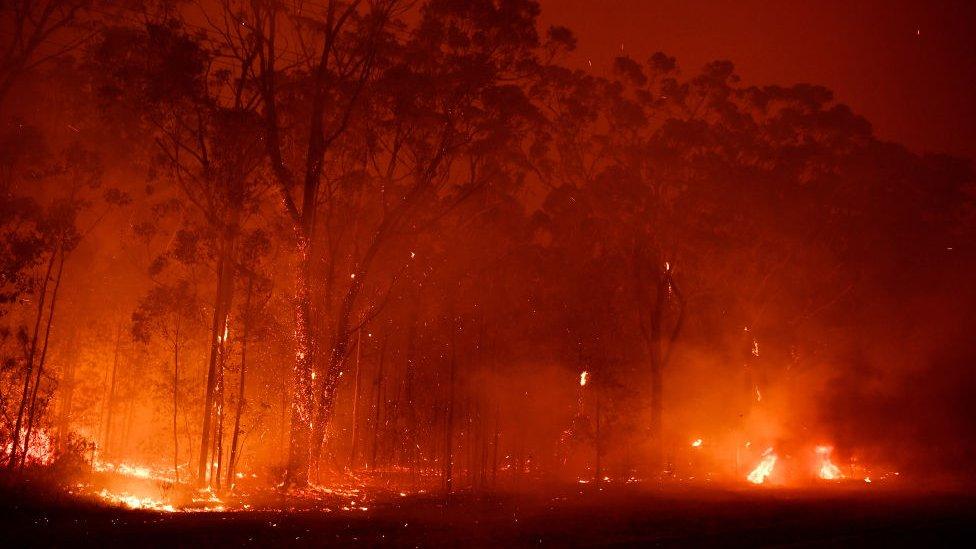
[1,0,975,545]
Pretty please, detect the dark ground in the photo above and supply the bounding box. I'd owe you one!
[2,480,975,547]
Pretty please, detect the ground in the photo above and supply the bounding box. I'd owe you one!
[2,480,974,546]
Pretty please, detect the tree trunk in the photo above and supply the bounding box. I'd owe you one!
[227,274,253,490]
[173,323,180,484]
[197,233,237,486]
[309,321,353,471]
[348,332,363,469]
[309,211,401,470]
[595,393,602,481]
[491,404,500,486]
[639,261,683,473]
[369,332,387,471]
[285,235,315,487]
[647,277,665,471]
[213,330,228,491]
[101,326,123,461]
[7,246,55,469]
[443,333,457,494]
[22,246,66,468]
[56,352,75,454]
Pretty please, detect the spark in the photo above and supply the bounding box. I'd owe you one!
[691,438,702,447]
[579,371,588,386]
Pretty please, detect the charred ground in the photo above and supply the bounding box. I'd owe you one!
[3,479,975,547]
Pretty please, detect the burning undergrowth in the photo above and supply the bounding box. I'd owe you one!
[69,457,414,513]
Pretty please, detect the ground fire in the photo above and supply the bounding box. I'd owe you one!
[1,0,975,545]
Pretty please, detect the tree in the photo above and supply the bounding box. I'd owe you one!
[92,16,270,485]
[0,0,94,112]
[132,279,198,482]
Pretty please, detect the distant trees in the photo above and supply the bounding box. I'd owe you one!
[92,15,271,486]
[0,0,972,487]
[132,279,198,482]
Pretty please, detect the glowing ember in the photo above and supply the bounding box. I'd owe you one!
[691,438,703,447]
[747,448,777,484]
[815,445,844,480]
[579,371,588,386]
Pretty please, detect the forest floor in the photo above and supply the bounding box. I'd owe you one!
[1,477,974,547]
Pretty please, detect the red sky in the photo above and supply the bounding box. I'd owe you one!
[541,0,976,159]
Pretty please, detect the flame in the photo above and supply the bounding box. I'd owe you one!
[97,489,176,512]
[117,463,151,479]
[816,445,843,480]
[747,448,777,484]
[691,438,703,447]
[92,460,177,483]
[579,371,588,386]
[4,428,55,466]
